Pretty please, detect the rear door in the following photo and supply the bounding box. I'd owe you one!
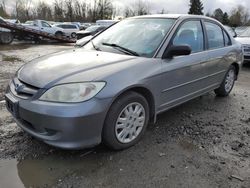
[159,19,209,111]
[201,21,236,87]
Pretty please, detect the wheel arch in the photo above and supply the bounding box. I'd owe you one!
[231,62,240,79]
[106,85,156,124]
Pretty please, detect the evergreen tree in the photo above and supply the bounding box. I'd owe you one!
[222,12,229,25]
[212,8,224,22]
[188,0,204,15]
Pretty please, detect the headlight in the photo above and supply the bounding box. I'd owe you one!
[39,82,105,103]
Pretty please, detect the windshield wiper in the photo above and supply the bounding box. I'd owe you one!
[102,42,139,56]
[91,40,101,51]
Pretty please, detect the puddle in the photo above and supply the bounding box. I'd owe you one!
[0,151,108,188]
[0,159,24,188]
[0,154,103,188]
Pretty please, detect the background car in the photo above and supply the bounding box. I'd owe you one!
[76,25,106,39]
[224,25,237,38]
[235,26,248,35]
[54,23,80,38]
[22,20,65,37]
[235,27,250,62]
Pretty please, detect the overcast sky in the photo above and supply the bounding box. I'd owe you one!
[5,0,250,15]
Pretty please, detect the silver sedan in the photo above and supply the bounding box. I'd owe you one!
[5,14,243,150]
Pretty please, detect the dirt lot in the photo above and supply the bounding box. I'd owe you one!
[0,42,249,188]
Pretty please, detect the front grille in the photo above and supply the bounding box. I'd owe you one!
[10,78,40,99]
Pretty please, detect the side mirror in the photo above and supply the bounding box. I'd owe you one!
[163,45,192,59]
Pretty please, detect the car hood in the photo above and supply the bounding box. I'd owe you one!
[235,37,250,45]
[18,49,136,88]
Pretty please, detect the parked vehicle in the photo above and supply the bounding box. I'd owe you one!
[0,17,20,44]
[22,20,65,37]
[224,25,237,38]
[79,23,93,30]
[5,14,242,150]
[235,27,250,62]
[54,23,80,38]
[235,26,248,35]
[96,20,118,27]
[76,25,106,39]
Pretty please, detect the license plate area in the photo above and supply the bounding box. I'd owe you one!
[5,94,19,118]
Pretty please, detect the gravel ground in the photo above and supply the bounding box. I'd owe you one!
[0,42,249,188]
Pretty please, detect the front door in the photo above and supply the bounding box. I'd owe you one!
[159,20,208,112]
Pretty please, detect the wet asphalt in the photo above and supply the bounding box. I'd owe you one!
[0,42,249,188]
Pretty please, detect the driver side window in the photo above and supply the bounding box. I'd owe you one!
[173,20,204,53]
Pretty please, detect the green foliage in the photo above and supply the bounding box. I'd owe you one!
[188,0,204,15]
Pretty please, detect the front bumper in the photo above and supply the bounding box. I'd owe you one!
[5,90,112,149]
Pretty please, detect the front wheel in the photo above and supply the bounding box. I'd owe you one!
[214,65,236,97]
[103,91,149,150]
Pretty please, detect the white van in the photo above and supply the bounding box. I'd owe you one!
[96,20,118,27]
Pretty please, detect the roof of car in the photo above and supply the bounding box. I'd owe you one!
[133,14,213,20]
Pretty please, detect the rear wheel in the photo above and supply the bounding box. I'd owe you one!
[214,65,236,97]
[0,32,14,44]
[103,92,149,150]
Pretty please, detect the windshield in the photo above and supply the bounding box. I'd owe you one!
[86,26,101,32]
[84,18,176,57]
[238,27,250,37]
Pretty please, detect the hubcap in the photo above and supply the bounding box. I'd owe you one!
[115,102,145,144]
[225,69,235,93]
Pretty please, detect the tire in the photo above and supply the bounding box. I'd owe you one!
[55,31,63,38]
[103,91,149,150]
[214,65,236,97]
[71,32,76,38]
[0,32,14,44]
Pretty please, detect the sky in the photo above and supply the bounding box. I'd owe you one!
[5,0,250,15]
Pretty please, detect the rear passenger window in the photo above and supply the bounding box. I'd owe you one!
[205,22,224,49]
[173,21,204,53]
[223,30,231,46]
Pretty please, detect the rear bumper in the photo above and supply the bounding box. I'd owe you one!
[5,91,112,149]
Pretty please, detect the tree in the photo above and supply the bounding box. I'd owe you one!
[14,0,34,22]
[0,0,9,18]
[188,0,203,15]
[229,5,249,27]
[35,1,52,21]
[212,8,224,23]
[97,0,113,20]
[222,12,229,25]
[65,0,74,21]
[123,0,150,18]
[53,0,64,22]
[205,12,211,17]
